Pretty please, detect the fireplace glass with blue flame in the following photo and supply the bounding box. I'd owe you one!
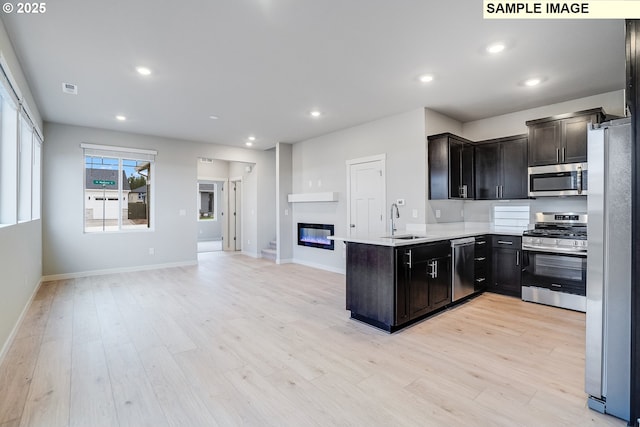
[297,223,335,250]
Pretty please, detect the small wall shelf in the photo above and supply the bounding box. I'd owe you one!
[287,192,338,203]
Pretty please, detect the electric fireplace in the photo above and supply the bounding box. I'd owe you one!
[297,223,334,250]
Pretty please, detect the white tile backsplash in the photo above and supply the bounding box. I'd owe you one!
[494,205,530,232]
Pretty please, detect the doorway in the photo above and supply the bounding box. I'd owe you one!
[197,158,253,254]
[346,154,386,238]
[197,179,225,253]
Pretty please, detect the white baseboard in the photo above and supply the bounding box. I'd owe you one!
[291,258,345,275]
[276,258,293,264]
[0,278,43,367]
[243,250,259,259]
[41,260,198,282]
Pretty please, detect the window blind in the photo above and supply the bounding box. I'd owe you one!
[80,143,157,161]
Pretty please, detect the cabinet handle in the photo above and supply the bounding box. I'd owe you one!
[475,257,486,261]
[476,277,486,283]
[428,260,437,279]
[500,185,503,199]
[476,241,486,245]
[556,148,560,163]
[497,240,513,245]
[562,147,566,163]
[496,186,499,199]
[406,250,412,268]
[516,250,520,266]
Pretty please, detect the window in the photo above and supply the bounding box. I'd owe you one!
[0,92,18,225]
[82,144,156,233]
[198,181,217,221]
[0,55,43,226]
[18,115,33,222]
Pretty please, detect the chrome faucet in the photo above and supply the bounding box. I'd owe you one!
[390,203,400,235]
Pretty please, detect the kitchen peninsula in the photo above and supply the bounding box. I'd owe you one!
[334,223,524,332]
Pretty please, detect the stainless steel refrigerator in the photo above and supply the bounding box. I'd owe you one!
[585,117,631,422]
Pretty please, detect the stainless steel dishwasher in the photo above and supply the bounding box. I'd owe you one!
[451,237,476,302]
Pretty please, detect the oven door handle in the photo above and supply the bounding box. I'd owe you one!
[522,244,587,256]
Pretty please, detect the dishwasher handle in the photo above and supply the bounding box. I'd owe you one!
[450,237,476,247]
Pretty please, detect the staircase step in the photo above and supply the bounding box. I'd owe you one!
[269,240,277,249]
[261,248,277,261]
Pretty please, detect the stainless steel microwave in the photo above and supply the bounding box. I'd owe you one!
[528,162,587,197]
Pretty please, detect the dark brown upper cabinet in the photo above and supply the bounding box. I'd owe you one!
[427,133,474,200]
[474,134,528,200]
[526,108,606,167]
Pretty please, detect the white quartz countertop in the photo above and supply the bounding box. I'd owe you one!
[330,222,526,247]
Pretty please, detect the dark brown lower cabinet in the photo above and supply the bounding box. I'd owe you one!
[488,235,522,297]
[345,241,451,332]
[396,242,451,324]
[474,235,488,292]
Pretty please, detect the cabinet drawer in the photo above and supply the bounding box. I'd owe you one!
[491,235,521,247]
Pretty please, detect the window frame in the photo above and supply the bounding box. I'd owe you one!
[81,143,157,234]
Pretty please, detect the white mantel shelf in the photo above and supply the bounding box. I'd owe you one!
[287,192,338,203]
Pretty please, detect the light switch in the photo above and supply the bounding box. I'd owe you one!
[435,209,441,218]
[179,209,186,216]
[412,209,418,218]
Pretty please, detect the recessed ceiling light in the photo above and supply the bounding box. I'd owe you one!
[136,66,152,76]
[310,110,321,118]
[209,115,219,120]
[116,115,127,121]
[248,136,256,141]
[524,78,542,87]
[419,74,434,83]
[245,142,253,147]
[486,43,505,54]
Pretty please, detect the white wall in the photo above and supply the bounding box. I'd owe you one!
[256,149,277,256]
[276,143,294,263]
[291,108,426,273]
[0,20,43,361]
[42,122,276,277]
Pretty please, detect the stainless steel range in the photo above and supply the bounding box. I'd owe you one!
[521,212,587,312]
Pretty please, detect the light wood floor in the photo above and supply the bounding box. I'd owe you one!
[0,251,626,427]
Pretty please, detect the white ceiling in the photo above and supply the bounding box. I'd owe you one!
[1,1,626,150]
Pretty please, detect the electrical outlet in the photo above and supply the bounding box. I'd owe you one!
[412,209,418,218]
[396,199,405,206]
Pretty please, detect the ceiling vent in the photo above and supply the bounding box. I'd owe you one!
[62,82,78,95]
[199,157,214,164]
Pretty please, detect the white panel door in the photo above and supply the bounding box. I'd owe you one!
[349,159,384,238]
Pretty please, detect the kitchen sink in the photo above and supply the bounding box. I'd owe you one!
[381,234,424,240]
